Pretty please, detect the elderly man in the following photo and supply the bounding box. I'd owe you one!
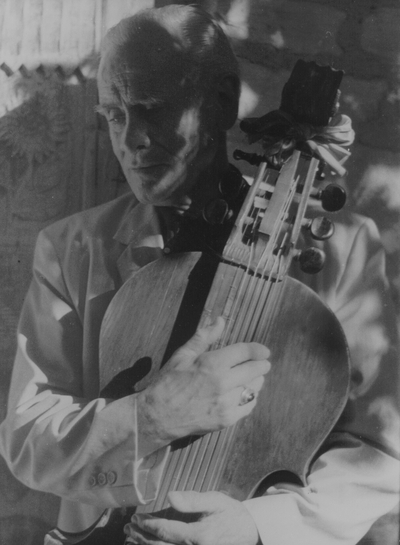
[0,5,398,545]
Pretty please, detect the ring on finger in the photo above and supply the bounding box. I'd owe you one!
[239,387,256,406]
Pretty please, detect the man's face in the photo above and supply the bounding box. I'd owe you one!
[97,34,219,206]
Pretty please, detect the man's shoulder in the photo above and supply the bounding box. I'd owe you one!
[41,192,138,243]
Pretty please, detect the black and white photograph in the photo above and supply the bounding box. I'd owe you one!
[0,1,398,544]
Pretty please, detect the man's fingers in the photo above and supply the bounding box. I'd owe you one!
[221,383,261,415]
[172,316,271,377]
[231,395,258,419]
[140,518,194,545]
[168,490,224,513]
[125,523,162,545]
[175,317,225,360]
[208,342,270,369]
[127,513,195,545]
[224,359,270,390]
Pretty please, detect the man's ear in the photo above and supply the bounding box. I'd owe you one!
[216,74,240,130]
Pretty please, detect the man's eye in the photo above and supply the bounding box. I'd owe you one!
[107,109,126,126]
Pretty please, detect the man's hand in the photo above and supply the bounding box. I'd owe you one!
[124,491,260,545]
[136,318,271,457]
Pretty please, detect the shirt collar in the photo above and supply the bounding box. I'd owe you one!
[113,196,166,283]
[113,198,164,248]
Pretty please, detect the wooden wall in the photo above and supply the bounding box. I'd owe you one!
[0,0,399,543]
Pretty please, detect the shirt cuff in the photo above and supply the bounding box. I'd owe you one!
[132,394,170,504]
[243,438,399,545]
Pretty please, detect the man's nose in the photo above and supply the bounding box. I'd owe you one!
[121,117,151,152]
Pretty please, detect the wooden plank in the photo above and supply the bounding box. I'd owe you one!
[94,0,103,53]
[125,0,154,16]
[81,78,100,210]
[63,79,87,214]
[1,0,25,68]
[40,0,63,63]
[20,0,43,66]
[95,127,125,206]
[0,70,11,116]
[0,0,7,56]
[78,0,97,60]
[59,0,78,61]
[103,0,154,33]
[59,0,95,65]
[103,0,127,32]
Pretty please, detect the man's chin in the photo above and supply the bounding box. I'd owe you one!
[127,172,187,207]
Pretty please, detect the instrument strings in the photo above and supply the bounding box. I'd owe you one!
[146,168,299,511]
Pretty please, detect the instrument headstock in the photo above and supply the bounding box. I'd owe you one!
[227,61,353,277]
[237,59,346,168]
[280,60,343,126]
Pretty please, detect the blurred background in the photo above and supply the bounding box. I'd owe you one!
[0,0,399,543]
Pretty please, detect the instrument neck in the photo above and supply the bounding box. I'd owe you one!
[158,164,248,256]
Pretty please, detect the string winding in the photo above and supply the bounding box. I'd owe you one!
[240,110,355,176]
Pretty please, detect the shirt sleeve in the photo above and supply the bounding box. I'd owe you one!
[0,229,170,509]
[244,216,400,545]
[244,436,399,545]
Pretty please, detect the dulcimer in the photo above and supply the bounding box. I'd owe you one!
[75,61,352,544]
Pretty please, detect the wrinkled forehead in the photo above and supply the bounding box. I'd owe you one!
[98,28,196,105]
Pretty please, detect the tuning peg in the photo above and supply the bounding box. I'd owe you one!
[316,161,326,181]
[295,247,326,274]
[302,216,335,241]
[233,149,265,166]
[311,183,346,212]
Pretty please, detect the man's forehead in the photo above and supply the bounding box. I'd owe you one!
[99,69,171,105]
[98,40,192,106]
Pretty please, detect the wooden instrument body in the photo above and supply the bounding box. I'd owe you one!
[100,251,350,506]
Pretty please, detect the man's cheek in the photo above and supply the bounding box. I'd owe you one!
[177,109,200,143]
[109,133,123,162]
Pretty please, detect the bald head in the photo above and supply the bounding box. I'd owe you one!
[98,5,239,95]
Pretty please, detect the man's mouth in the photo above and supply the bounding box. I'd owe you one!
[128,164,172,180]
[129,163,170,171]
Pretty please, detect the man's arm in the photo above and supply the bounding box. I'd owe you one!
[0,227,270,509]
[0,230,171,508]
